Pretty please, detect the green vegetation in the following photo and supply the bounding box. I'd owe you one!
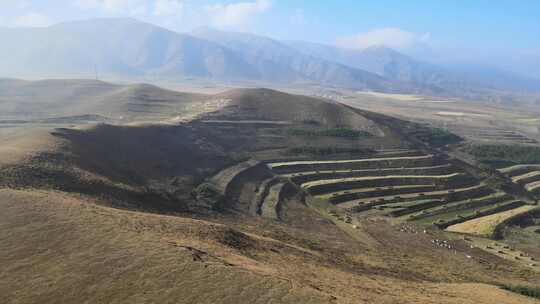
[192,183,225,209]
[301,119,320,125]
[288,127,371,139]
[411,126,462,147]
[465,144,540,165]
[500,285,540,300]
[285,146,374,156]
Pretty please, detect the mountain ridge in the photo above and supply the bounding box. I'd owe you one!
[0,18,405,92]
[285,40,540,98]
[1,17,539,102]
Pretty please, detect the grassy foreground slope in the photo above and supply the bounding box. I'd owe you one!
[2,189,538,304]
[0,189,327,304]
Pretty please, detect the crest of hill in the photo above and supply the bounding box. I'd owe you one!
[0,78,207,121]
[212,88,384,135]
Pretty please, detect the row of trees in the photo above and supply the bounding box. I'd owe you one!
[285,146,374,156]
[287,127,371,139]
[412,127,462,147]
[465,144,540,164]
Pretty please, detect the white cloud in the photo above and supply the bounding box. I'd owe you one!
[154,0,184,16]
[337,28,431,51]
[205,0,271,30]
[13,12,53,27]
[76,0,148,15]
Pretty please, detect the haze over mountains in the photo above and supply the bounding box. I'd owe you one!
[285,40,540,100]
[1,18,539,102]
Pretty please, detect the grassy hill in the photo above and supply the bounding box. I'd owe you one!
[1,80,539,303]
[0,78,207,122]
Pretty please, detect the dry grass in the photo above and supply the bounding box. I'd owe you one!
[315,184,434,200]
[525,181,540,192]
[446,205,539,237]
[302,173,462,189]
[2,188,539,304]
[211,160,261,193]
[337,184,486,209]
[0,129,61,167]
[282,164,453,178]
[512,171,540,183]
[355,91,424,101]
[268,154,433,168]
[436,111,491,118]
[499,165,540,174]
[0,188,331,304]
[1,83,539,304]
[260,182,284,219]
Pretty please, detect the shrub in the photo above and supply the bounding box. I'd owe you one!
[193,183,225,209]
[411,126,462,147]
[287,128,371,139]
[464,144,540,165]
[301,119,320,125]
[500,285,540,300]
[285,146,374,156]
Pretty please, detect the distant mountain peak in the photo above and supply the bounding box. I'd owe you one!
[361,45,406,57]
[363,44,390,51]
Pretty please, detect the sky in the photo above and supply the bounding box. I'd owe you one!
[1,0,539,76]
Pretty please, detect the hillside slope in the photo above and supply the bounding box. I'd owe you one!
[0,78,207,121]
[3,188,538,304]
[192,28,404,92]
[212,88,384,134]
[1,85,539,303]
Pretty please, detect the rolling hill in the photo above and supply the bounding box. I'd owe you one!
[0,78,207,121]
[1,81,540,303]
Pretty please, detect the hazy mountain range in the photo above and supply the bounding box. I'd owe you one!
[1,18,539,102]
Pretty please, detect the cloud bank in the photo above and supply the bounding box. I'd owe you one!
[75,0,149,15]
[205,0,271,30]
[337,28,431,51]
[73,0,272,31]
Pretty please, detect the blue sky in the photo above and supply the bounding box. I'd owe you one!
[1,0,539,75]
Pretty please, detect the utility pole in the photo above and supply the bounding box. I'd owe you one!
[94,64,99,81]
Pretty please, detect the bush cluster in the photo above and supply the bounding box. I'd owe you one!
[285,146,374,156]
[501,285,540,299]
[288,128,371,139]
[465,144,540,164]
[412,127,462,147]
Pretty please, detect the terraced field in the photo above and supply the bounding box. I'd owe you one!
[498,164,540,196]
[262,149,540,247]
[208,157,295,220]
[448,127,537,144]
[447,205,539,237]
[198,119,540,263]
[268,150,482,214]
